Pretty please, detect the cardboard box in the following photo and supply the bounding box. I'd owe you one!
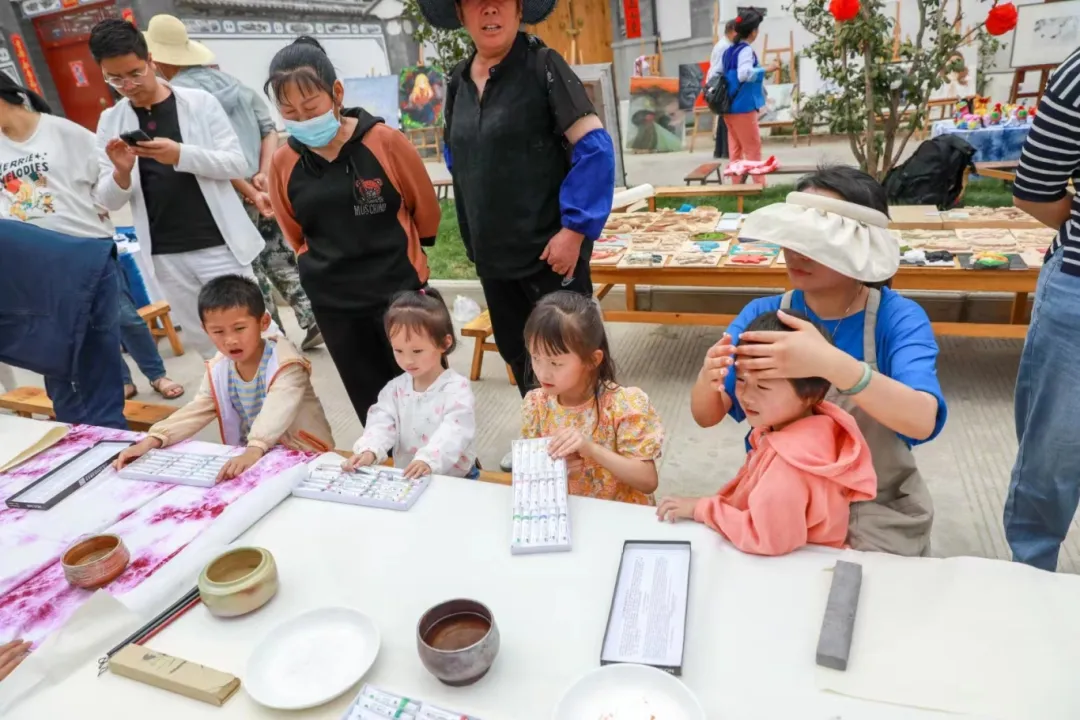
[109,645,240,706]
[888,205,944,230]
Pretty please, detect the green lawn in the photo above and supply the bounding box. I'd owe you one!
[425,180,1017,280]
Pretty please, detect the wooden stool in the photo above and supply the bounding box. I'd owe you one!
[433,179,452,200]
[138,301,184,357]
[683,160,723,185]
[460,310,516,385]
[0,386,178,432]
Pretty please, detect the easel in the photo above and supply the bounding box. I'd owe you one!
[759,32,800,147]
[1009,65,1056,105]
[562,0,585,64]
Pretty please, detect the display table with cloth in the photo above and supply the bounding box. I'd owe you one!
[931,120,1030,163]
[5,453,1080,719]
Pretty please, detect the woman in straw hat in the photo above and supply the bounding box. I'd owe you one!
[419,0,616,470]
[690,166,947,557]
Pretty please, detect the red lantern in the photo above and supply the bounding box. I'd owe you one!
[829,0,861,22]
[985,2,1018,36]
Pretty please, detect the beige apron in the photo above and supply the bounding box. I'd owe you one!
[781,290,933,557]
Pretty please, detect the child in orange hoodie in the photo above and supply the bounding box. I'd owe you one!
[657,310,876,556]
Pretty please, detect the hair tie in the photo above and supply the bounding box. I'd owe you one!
[736,15,743,22]
[419,288,426,296]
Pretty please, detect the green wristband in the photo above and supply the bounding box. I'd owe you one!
[838,361,872,396]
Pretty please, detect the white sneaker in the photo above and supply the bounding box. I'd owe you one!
[499,450,513,472]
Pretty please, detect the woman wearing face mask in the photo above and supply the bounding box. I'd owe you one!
[690,166,948,557]
[266,39,440,424]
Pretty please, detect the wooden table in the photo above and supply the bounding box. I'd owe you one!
[974,161,1018,182]
[650,184,763,213]
[592,263,1037,339]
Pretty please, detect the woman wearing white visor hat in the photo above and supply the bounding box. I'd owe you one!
[690,166,947,557]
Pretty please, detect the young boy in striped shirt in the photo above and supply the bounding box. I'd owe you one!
[114,275,333,481]
[1005,46,1080,572]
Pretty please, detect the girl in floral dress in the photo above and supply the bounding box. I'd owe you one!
[522,291,665,505]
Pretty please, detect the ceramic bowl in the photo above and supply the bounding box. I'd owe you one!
[62,534,129,589]
[198,547,278,618]
[416,599,500,687]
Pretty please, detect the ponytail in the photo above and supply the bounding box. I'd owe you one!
[0,73,51,114]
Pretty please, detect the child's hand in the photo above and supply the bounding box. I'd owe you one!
[403,459,431,479]
[700,333,735,391]
[548,428,593,460]
[656,496,699,523]
[113,437,162,470]
[343,451,377,471]
[218,447,265,481]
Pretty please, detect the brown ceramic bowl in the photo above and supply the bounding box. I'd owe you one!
[416,599,500,687]
[62,534,129,589]
[198,547,278,618]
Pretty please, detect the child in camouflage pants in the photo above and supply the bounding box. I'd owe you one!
[252,214,323,351]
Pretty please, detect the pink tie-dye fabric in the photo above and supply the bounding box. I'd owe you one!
[0,425,310,647]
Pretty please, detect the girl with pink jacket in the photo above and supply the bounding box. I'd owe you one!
[658,310,876,556]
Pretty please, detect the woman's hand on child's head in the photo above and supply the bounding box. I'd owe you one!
[656,496,698,524]
[343,451,377,471]
[701,333,735,391]
[402,459,432,480]
[548,428,593,460]
[734,310,846,383]
[113,437,162,470]
[218,446,265,481]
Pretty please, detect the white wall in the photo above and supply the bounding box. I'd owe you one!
[196,35,392,126]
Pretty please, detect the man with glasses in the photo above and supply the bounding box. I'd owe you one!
[90,19,265,359]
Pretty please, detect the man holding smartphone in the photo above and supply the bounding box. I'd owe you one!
[89,19,264,359]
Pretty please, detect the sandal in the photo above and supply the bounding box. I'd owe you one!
[124,383,138,400]
[151,377,185,400]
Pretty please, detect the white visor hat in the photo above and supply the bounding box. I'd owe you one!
[740,191,900,283]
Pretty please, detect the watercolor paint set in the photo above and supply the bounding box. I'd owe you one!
[293,463,431,511]
[6,440,133,510]
[119,449,235,488]
[511,438,571,555]
[342,684,481,720]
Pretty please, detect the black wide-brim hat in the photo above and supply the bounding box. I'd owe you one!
[417,0,558,30]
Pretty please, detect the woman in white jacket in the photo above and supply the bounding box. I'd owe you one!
[89,19,265,359]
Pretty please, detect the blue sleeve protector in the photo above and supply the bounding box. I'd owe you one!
[560,127,615,241]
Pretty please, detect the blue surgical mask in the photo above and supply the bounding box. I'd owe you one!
[284,108,340,148]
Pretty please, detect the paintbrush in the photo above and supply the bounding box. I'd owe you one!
[97,587,199,676]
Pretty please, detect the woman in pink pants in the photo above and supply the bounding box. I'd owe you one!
[721,10,767,185]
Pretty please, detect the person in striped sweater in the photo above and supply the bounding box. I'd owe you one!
[1004,47,1080,572]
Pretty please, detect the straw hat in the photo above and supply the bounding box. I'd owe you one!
[144,15,215,67]
[416,0,558,31]
[740,192,900,282]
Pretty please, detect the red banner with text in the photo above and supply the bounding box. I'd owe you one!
[9,35,43,96]
[623,0,642,39]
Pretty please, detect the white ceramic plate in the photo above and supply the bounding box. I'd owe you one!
[244,607,380,710]
[553,663,706,720]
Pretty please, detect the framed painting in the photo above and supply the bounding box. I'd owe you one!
[1010,1,1080,68]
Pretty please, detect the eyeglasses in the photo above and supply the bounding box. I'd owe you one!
[103,65,149,89]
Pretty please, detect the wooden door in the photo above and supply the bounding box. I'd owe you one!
[34,4,118,131]
[527,0,613,65]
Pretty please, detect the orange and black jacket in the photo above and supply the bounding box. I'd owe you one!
[268,107,440,312]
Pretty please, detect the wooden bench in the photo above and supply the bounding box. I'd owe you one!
[683,161,723,186]
[649,184,764,213]
[460,310,516,385]
[0,386,177,432]
[433,179,452,200]
[138,301,184,357]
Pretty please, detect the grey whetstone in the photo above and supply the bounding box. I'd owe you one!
[816,560,863,671]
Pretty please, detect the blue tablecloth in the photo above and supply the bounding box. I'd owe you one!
[931,121,1031,163]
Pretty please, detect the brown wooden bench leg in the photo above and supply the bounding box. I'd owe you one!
[1010,292,1029,325]
[159,313,184,357]
[469,336,485,381]
[15,410,31,418]
[595,283,614,302]
[505,364,517,386]
[736,196,744,213]
[626,283,637,311]
[648,197,657,212]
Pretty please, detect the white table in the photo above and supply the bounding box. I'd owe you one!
[0,475,1048,719]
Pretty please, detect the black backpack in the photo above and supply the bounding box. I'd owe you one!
[883,135,976,210]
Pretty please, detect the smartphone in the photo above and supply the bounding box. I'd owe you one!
[119,129,152,146]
